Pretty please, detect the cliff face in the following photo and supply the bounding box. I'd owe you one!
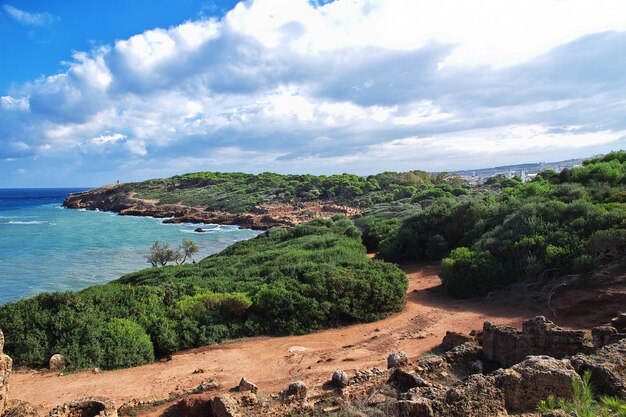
[63,185,360,230]
[0,329,12,415]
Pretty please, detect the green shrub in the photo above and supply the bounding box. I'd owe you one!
[0,217,407,370]
[99,318,154,369]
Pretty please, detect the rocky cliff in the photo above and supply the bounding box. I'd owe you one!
[63,185,360,230]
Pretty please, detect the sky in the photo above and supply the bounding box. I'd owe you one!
[1,0,626,187]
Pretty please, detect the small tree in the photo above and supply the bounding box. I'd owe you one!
[147,241,177,267]
[178,237,200,264]
[147,238,200,267]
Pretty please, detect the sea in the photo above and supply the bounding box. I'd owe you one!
[0,188,261,305]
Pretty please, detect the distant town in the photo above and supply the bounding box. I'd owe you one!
[453,157,587,185]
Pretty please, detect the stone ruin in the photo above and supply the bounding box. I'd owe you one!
[482,315,587,367]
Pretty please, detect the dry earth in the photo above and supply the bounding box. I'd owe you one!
[10,263,565,415]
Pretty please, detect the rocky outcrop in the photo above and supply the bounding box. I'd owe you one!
[63,186,361,230]
[47,397,117,417]
[482,316,586,367]
[397,374,508,417]
[0,329,11,417]
[2,399,39,417]
[493,356,579,412]
[444,374,508,417]
[571,339,626,399]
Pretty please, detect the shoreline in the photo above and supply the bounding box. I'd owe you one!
[63,185,362,231]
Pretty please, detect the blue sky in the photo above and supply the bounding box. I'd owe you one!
[1,0,626,187]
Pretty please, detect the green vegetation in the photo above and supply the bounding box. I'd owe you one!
[146,237,199,267]
[120,170,462,212]
[538,370,626,417]
[0,217,407,370]
[367,151,626,296]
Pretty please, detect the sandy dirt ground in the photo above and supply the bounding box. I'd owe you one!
[10,263,544,415]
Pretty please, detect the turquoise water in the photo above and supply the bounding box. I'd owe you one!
[0,189,261,304]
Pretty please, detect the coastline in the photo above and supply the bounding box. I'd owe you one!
[63,185,362,230]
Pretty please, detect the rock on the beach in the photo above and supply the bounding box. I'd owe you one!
[388,351,409,369]
[49,354,66,372]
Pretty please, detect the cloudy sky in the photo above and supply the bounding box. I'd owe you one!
[2,0,626,187]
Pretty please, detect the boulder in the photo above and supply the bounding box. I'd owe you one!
[49,354,66,372]
[592,326,618,349]
[331,370,349,388]
[443,374,508,417]
[237,377,258,394]
[388,351,409,369]
[482,316,586,368]
[47,397,117,417]
[441,331,474,351]
[493,356,579,413]
[2,399,39,417]
[285,381,307,400]
[571,339,626,399]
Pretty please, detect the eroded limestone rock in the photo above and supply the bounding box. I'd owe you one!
[493,356,579,412]
[47,397,117,417]
[571,339,626,399]
[0,329,12,417]
[2,399,39,417]
[482,316,586,368]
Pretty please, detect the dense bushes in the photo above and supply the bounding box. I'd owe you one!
[377,151,626,296]
[0,217,407,370]
[118,170,464,212]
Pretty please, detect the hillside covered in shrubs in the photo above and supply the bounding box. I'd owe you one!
[109,170,461,212]
[0,217,407,370]
[360,151,626,296]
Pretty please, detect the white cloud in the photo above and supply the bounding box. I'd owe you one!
[2,0,626,186]
[91,133,126,145]
[3,5,56,26]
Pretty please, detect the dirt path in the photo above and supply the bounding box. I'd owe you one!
[10,263,536,415]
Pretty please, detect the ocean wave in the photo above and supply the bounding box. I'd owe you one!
[4,220,47,225]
